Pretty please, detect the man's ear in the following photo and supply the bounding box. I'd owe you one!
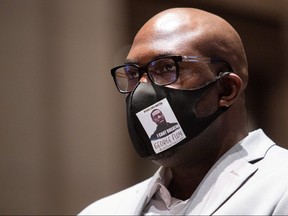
[219,73,243,107]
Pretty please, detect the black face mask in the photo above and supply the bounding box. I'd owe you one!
[126,73,229,158]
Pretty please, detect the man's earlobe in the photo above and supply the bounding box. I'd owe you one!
[219,73,243,107]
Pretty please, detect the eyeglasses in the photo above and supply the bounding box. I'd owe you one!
[111,55,233,94]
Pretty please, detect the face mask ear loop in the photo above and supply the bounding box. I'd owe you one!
[193,72,231,119]
[218,71,231,78]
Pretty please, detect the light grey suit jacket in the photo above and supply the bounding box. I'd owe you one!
[79,129,288,215]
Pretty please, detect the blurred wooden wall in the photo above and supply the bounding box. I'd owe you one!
[0,0,135,214]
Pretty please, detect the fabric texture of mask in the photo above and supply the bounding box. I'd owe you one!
[126,73,229,157]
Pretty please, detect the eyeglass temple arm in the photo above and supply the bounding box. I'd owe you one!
[182,56,233,72]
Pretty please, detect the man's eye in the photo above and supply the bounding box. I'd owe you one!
[162,64,174,72]
[154,63,176,74]
[125,68,139,79]
[129,71,139,78]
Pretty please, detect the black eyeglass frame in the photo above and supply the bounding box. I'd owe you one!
[111,55,233,94]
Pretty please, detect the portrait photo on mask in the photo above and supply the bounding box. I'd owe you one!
[136,98,186,154]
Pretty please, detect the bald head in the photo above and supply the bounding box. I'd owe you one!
[129,8,248,88]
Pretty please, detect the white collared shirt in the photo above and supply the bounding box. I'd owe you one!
[142,167,189,215]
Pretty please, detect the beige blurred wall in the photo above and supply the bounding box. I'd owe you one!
[0,0,148,214]
[0,0,288,215]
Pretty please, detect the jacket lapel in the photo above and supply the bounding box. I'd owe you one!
[115,178,153,215]
[185,129,275,215]
[195,158,258,215]
[126,169,162,215]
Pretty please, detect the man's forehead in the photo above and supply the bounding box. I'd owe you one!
[152,110,162,115]
[126,32,202,65]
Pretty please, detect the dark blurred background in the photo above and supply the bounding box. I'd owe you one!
[0,0,288,214]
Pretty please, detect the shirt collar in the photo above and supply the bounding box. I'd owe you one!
[146,167,172,201]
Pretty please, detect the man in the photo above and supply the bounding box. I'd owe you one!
[150,109,178,141]
[80,8,288,215]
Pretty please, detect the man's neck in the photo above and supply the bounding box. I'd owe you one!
[168,159,216,200]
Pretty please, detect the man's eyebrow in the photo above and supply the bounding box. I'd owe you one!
[124,53,174,65]
[124,59,137,64]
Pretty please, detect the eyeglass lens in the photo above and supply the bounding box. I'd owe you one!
[114,65,139,92]
[114,58,178,93]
